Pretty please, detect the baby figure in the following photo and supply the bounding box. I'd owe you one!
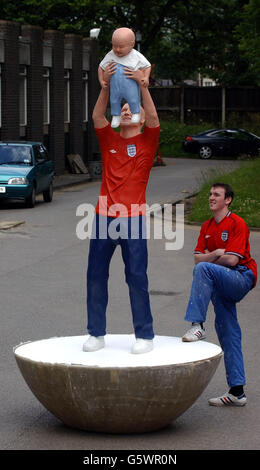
[98,27,151,128]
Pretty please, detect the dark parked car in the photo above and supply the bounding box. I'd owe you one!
[0,141,54,207]
[182,128,260,159]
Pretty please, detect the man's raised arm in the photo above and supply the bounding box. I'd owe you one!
[140,81,159,128]
[92,87,109,129]
[92,62,117,128]
[124,68,159,128]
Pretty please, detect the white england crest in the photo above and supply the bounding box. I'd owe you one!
[221,230,229,241]
[127,144,136,157]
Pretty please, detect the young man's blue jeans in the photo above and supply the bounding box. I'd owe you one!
[87,214,154,340]
[185,262,254,387]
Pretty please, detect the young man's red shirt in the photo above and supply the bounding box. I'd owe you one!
[194,211,257,286]
[94,123,160,217]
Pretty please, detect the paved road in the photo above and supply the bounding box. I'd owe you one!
[1,158,259,451]
[147,157,245,205]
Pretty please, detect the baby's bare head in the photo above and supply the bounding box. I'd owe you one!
[112,28,135,57]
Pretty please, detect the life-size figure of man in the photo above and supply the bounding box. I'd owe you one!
[182,183,257,406]
[83,62,160,354]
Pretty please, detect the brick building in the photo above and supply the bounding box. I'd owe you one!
[0,20,100,175]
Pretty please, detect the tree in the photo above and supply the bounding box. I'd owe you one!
[0,0,178,51]
[149,0,258,85]
[0,0,258,85]
[235,0,260,85]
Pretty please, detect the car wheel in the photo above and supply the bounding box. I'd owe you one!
[199,146,213,159]
[25,185,36,208]
[43,182,53,202]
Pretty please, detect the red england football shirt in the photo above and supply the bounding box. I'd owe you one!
[94,123,160,217]
[195,211,257,286]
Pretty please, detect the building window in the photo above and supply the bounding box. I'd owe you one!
[19,66,27,126]
[83,71,88,122]
[43,68,50,125]
[64,69,70,123]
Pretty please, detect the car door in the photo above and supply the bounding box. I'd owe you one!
[38,144,54,190]
[33,145,53,193]
[234,130,258,155]
[224,130,244,155]
[208,131,231,155]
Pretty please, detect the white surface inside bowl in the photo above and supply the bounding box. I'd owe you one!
[14,335,222,368]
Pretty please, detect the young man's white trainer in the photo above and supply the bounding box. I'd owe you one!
[83,335,105,352]
[208,392,247,407]
[182,323,206,342]
[131,338,153,354]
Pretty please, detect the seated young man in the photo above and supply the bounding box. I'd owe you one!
[182,183,257,406]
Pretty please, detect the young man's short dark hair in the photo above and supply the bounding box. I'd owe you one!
[212,183,234,204]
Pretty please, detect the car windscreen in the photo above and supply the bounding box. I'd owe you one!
[0,145,32,165]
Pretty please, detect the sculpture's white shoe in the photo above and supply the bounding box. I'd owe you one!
[111,116,121,128]
[131,338,153,354]
[83,336,105,352]
[131,113,141,124]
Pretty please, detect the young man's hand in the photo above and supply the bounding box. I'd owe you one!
[124,67,144,86]
[141,76,149,87]
[103,61,117,87]
[213,249,226,257]
[195,248,226,265]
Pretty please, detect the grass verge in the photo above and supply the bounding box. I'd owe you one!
[188,158,260,227]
